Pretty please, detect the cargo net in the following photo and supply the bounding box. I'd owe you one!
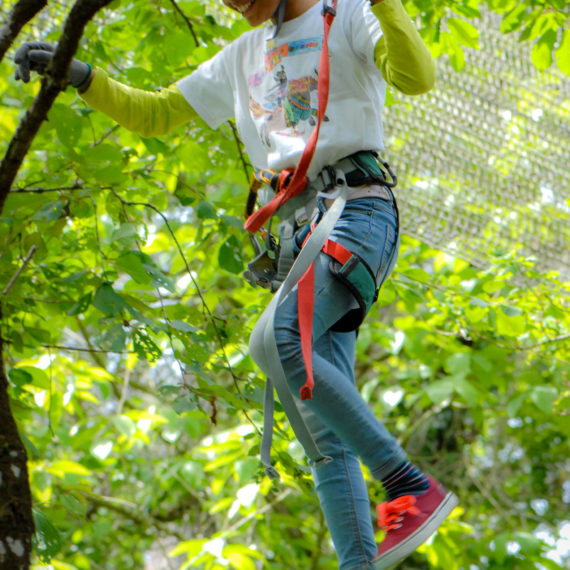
[383,11,570,279]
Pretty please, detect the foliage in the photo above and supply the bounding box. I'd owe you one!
[0,0,569,569]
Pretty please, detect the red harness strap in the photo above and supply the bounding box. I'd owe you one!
[244,0,338,234]
[297,238,353,400]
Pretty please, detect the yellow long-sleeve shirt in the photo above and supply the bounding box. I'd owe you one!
[80,0,434,138]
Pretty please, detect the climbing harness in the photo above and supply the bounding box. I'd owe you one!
[244,0,400,478]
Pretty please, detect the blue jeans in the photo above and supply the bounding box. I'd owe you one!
[272,197,407,570]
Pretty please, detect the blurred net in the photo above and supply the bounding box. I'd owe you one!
[383,11,570,279]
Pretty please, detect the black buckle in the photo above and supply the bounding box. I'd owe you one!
[322,0,336,16]
[319,164,337,192]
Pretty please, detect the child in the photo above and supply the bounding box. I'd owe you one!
[14,1,458,567]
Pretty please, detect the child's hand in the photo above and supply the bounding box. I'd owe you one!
[14,41,91,88]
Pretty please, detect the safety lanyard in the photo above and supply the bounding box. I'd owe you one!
[244,0,338,234]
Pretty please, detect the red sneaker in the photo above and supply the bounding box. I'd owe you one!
[372,475,458,569]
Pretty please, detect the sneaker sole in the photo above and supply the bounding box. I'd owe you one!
[372,491,459,569]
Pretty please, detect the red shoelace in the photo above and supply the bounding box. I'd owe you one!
[377,495,421,531]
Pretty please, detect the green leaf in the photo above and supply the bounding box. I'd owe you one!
[143,263,176,292]
[513,531,543,554]
[133,328,161,361]
[500,4,528,34]
[448,40,466,71]
[116,252,153,285]
[225,549,256,570]
[111,223,138,243]
[446,353,471,375]
[494,531,509,564]
[170,320,199,333]
[179,461,204,487]
[8,368,33,386]
[425,379,454,405]
[218,235,244,274]
[447,18,479,49]
[507,392,527,418]
[454,377,479,403]
[13,366,50,389]
[499,304,522,317]
[67,292,92,316]
[530,385,558,414]
[173,393,199,414]
[495,309,525,337]
[403,268,431,283]
[60,493,87,517]
[33,509,64,562]
[197,201,216,219]
[49,104,83,149]
[32,201,64,222]
[93,283,128,315]
[113,415,136,438]
[531,30,556,71]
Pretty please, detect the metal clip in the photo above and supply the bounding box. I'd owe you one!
[321,0,336,16]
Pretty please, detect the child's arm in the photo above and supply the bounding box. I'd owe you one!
[80,68,197,137]
[371,0,435,95]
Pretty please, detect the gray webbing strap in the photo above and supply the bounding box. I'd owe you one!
[254,182,350,478]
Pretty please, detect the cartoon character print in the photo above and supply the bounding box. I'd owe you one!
[249,47,330,148]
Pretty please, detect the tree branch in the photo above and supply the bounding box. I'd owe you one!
[0,0,47,64]
[0,0,114,215]
[2,245,37,296]
[166,0,200,47]
[228,119,251,182]
[9,184,84,193]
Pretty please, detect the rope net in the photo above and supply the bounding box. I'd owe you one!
[383,11,570,279]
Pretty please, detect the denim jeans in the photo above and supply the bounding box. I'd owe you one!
[272,197,407,570]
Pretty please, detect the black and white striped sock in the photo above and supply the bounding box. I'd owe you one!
[382,461,429,501]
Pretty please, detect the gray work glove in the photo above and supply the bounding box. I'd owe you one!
[14,41,92,88]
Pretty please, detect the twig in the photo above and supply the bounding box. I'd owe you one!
[10,184,83,193]
[44,344,135,354]
[92,124,120,146]
[116,365,131,415]
[110,190,262,434]
[167,0,200,47]
[227,120,251,183]
[87,190,108,274]
[222,489,292,534]
[2,245,38,296]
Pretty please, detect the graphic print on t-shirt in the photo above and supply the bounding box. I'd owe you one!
[248,36,329,149]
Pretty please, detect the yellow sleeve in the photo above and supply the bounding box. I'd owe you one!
[79,68,197,137]
[371,0,435,95]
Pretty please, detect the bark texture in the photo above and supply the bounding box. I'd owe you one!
[0,310,34,570]
[0,0,47,64]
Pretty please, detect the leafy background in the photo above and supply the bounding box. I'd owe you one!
[0,0,569,568]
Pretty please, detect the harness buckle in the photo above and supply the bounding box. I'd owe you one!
[318,164,337,193]
[321,0,336,17]
[243,249,278,290]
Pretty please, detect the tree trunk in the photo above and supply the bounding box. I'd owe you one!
[0,316,34,570]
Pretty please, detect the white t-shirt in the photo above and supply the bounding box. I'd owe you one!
[177,0,385,180]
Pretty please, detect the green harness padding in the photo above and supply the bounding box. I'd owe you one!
[327,248,378,333]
